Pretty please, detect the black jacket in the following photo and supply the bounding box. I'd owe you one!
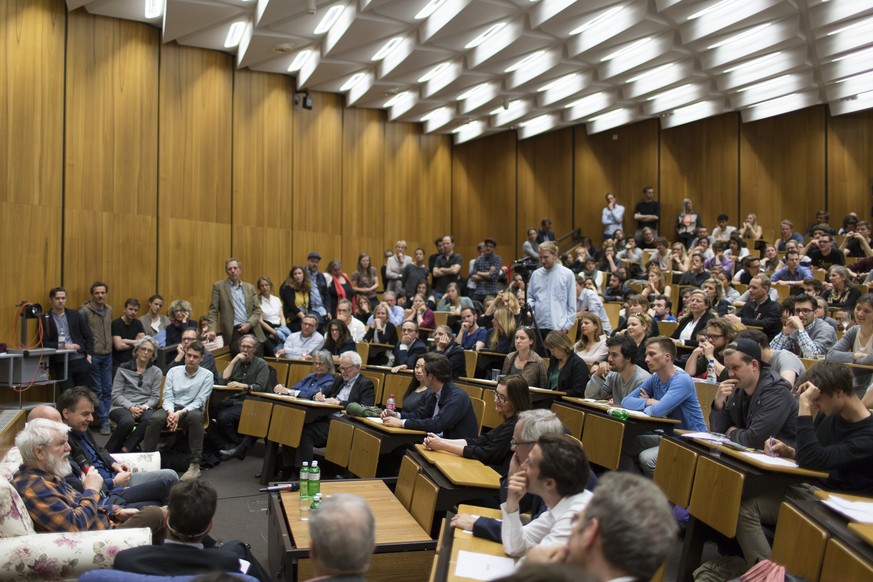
[393,339,427,368]
[322,374,375,408]
[671,311,715,348]
[547,353,591,398]
[737,297,782,340]
[41,309,93,355]
[402,381,478,439]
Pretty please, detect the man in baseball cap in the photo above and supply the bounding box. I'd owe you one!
[710,338,798,449]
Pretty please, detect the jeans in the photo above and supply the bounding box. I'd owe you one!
[89,354,113,425]
[620,433,662,477]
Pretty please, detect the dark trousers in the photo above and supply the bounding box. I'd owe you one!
[54,356,91,391]
[142,408,205,465]
[280,417,330,468]
[213,401,243,450]
[106,407,155,453]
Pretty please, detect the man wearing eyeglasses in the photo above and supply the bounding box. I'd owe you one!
[215,335,271,461]
[275,314,324,360]
[165,327,220,384]
[390,321,427,372]
[769,293,836,359]
[281,352,374,480]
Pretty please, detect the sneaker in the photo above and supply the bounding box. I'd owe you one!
[180,463,201,481]
[100,424,111,436]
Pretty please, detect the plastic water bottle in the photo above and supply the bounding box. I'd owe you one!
[309,460,321,498]
[706,359,718,384]
[57,333,66,348]
[310,493,322,512]
[386,394,396,413]
[607,407,629,421]
[298,462,310,520]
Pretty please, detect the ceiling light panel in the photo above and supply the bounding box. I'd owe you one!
[741,89,821,122]
[643,83,710,116]
[729,70,815,108]
[825,70,873,101]
[567,0,649,57]
[623,60,694,100]
[821,45,873,83]
[715,47,808,92]
[492,99,532,127]
[422,106,456,133]
[700,16,801,70]
[466,17,525,69]
[586,107,639,134]
[506,46,562,90]
[453,119,488,144]
[829,89,873,116]
[420,0,476,43]
[598,33,675,80]
[537,71,593,107]
[458,83,501,114]
[563,90,618,122]
[314,5,345,35]
[660,99,727,129]
[680,0,790,46]
[517,112,561,140]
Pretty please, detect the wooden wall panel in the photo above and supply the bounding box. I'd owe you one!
[158,44,233,318]
[828,110,873,226]
[63,12,159,309]
[232,69,295,287]
[661,113,739,236]
[452,132,517,265]
[0,0,64,337]
[385,121,422,252]
[517,128,573,258]
[292,92,343,266]
[342,107,385,274]
[740,106,826,238]
[574,120,659,244]
[418,132,453,252]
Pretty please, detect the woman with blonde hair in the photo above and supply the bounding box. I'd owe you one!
[643,266,672,303]
[626,312,654,372]
[165,299,196,346]
[740,213,763,241]
[574,312,607,366]
[670,242,690,273]
[487,308,516,354]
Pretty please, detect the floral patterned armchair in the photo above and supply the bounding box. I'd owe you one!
[0,448,158,581]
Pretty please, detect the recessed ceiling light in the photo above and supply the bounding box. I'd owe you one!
[465,22,506,49]
[144,0,163,19]
[490,100,520,115]
[505,51,544,73]
[835,70,873,84]
[827,16,873,36]
[420,107,446,122]
[625,63,675,83]
[287,50,313,72]
[737,74,793,92]
[340,72,365,91]
[415,0,446,20]
[722,52,782,73]
[372,37,403,61]
[707,23,771,50]
[384,92,408,108]
[224,21,246,48]
[646,83,693,101]
[687,0,731,21]
[538,73,579,92]
[831,46,873,63]
[564,92,606,109]
[457,83,489,100]
[601,38,652,62]
[570,6,625,35]
[418,62,450,83]
[588,108,625,122]
[314,5,344,35]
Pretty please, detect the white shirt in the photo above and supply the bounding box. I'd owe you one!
[345,317,366,343]
[501,490,593,558]
[260,295,283,325]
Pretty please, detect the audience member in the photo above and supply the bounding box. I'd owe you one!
[841,220,872,258]
[632,186,660,235]
[272,350,335,398]
[305,252,332,324]
[139,294,170,336]
[256,275,288,356]
[323,319,356,359]
[325,259,355,319]
[350,252,380,307]
[432,235,463,298]
[275,314,324,359]
[80,280,114,435]
[601,193,624,240]
[806,232,845,271]
[671,289,715,349]
[724,275,781,339]
[205,258,265,356]
[214,335,270,460]
[675,198,702,248]
[307,493,376,581]
[575,275,612,334]
[430,325,467,378]
[586,335,651,403]
[107,336,162,453]
[391,320,427,371]
[470,237,502,302]
[651,294,677,323]
[537,218,555,244]
[823,265,861,312]
[528,242,577,342]
[770,293,837,358]
[545,331,590,397]
[770,250,812,287]
[165,299,197,347]
[335,298,365,342]
[456,305,487,350]
[502,327,548,389]
[776,220,804,251]
[826,293,873,397]
[736,329,805,386]
[684,317,737,381]
[111,298,145,374]
[677,253,709,287]
[279,265,316,332]
[574,313,608,366]
[523,228,540,259]
[166,327,220,383]
[41,286,92,391]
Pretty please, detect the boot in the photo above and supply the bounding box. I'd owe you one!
[180,463,201,481]
[219,436,256,461]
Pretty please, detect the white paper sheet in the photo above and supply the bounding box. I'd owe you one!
[736,451,800,468]
[822,495,873,524]
[365,417,384,424]
[454,550,516,580]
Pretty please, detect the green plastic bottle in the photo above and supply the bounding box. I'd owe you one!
[309,460,321,498]
[299,461,310,499]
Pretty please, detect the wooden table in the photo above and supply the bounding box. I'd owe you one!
[328,414,425,478]
[246,392,342,485]
[405,445,501,516]
[268,479,436,581]
[560,397,680,470]
[458,377,565,428]
[665,435,829,581]
[431,504,513,582]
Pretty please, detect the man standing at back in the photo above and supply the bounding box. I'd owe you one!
[432,235,462,300]
[41,287,92,391]
[470,237,502,303]
[205,258,265,355]
[633,186,660,236]
[621,336,707,476]
[111,298,145,375]
[80,281,113,435]
[528,242,576,351]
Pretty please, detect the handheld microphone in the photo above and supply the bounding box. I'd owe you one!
[259,483,300,493]
[73,452,91,474]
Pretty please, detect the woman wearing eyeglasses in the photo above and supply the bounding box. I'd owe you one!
[273,350,335,397]
[684,318,737,381]
[423,374,532,475]
[107,336,162,453]
[827,293,873,397]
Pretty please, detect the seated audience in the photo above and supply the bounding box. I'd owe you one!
[651,294,677,322]
[677,253,709,287]
[621,337,707,475]
[704,242,734,277]
[736,329,805,386]
[724,275,782,340]
[574,313,607,366]
[806,232,845,271]
[256,275,288,356]
[399,357,433,415]
[614,295,660,337]
[107,336,162,453]
[404,292,436,330]
[840,220,872,258]
[642,266,671,303]
[139,294,170,336]
[736,361,873,567]
[545,331,590,397]
[486,307,517,354]
[724,236,749,263]
[113,480,269,581]
[275,314,324,359]
[602,272,630,303]
[685,317,737,381]
[777,219,805,251]
[429,324,466,378]
[672,290,715,349]
[711,339,798,449]
[823,265,861,312]
[363,302,398,349]
[739,213,764,241]
[391,320,427,371]
[436,281,474,314]
[502,327,548,388]
[323,319,356,360]
[770,293,837,358]
[576,275,613,335]
[307,493,376,581]
[274,349,336,397]
[335,298,365,342]
[702,277,731,317]
[165,299,197,347]
[501,435,592,559]
[733,256,762,285]
[424,374,532,474]
[624,312,654,372]
[826,293,873,397]
[165,327,219,383]
[670,242,690,273]
[354,294,373,325]
[456,306,487,351]
[586,335,651,403]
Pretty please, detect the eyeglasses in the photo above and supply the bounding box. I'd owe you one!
[794,308,814,315]
[338,365,358,373]
[510,439,535,448]
[705,334,723,341]
[493,392,508,403]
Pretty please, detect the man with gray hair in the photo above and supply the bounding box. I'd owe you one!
[450,409,565,541]
[12,418,164,540]
[309,493,375,581]
[525,472,677,581]
[205,257,265,356]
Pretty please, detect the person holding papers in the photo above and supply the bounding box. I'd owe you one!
[735,361,873,567]
[620,336,707,476]
[710,338,798,449]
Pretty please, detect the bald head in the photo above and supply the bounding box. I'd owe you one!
[28,405,62,423]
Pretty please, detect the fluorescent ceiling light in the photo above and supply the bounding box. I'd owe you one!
[588,108,625,122]
[672,101,713,116]
[737,74,793,92]
[457,83,489,100]
[420,107,446,122]
[465,22,506,49]
[827,16,873,36]
[224,21,246,48]
[418,62,450,83]
[518,114,551,128]
[565,92,607,109]
[415,0,446,20]
[505,51,545,73]
[601,37,652,62]
[707,23,771,50]
[144,0,163,19]
[340,72,365,91]
[835,70,873,84]
[722,51,783,73]
[372,37,403,61]
[314,5,344,35]
[625,63,675,83]
[570,6,625,35]
[384,92,408,108]
[490,100,521,115]
[747,92,802,110]
[287,50,313,72]
[831,46,873,63]
[538,73,579,92]
[855,90,873,100]
[687,0,731,20]
[647,83,693,101]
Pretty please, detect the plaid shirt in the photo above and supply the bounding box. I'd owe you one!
[472,253,502,297]
[12,465,122,533]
